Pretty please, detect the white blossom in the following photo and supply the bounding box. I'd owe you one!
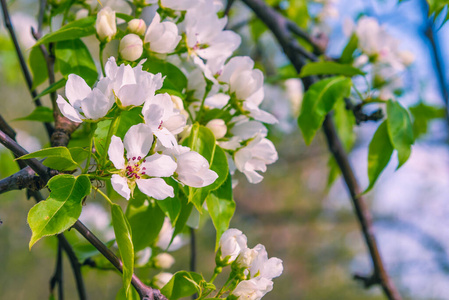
[154,253,175,269]
[144,13,181,54]
[157,218,188,251]
[234,134,278,184]
[232,277,273,300]
[153,272,173,289]
[219,228,247,263]
[206,119,227,139]
[56,74,113,123]
[96,7,116,42]
[246,244,283,280]
[105,57,163,108]
[119,34,143,61]
[108,124,177,200]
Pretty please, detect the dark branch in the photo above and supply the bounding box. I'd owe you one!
[0,0,54,137]
[190,228,197,300]
[344,98,384,125]
[50,241,64,300]
[240,0,402,299]
[0,165,46,194]
[72,221,168,300]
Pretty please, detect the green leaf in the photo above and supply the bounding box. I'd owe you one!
[157,178,181,224]
[340,34,358,64]
[116,13,134,22]
[161,271,204,300]
[300,61,365,77]
[28,174,91,248]
[55,39,98,86]
[333,97,356,151]
[35,17,96,46]
[206,174,235,250]
[172,193,193,242]
[409,102,445,139]
[111,203,134,297]
[29,46,48,89]
[34,78,67,100]
[18,146,80,170]
[14,106,54,123]
[365,121,394,193]
[115,107,144,139]
[126,195,165,252]
[94,119,113,160]
[386,100,414,169]
[142,58,187,92]
[116,285,139,300]
[298,77,352,145]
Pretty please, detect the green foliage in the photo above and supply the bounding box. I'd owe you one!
[426,0,449,23]
[94,119,113,161]
[18,146,80,171]
[55,39,98,86]
[34,78,67,100]
[206,174,235,250]
[409,102,446,138]
[157,178,181,224]
[386,100,414,168]
[111,203,134,296]
[365,121,394,193]
[142,58,187,92]
[298,77,352,145]
[34,17,97,46]
[29,47,49,89]
[28,174,91,248]
[340,34,359,64]
[116,286,140,300]
[161,271,209,300]
[14,106,54,123]
[300,62,365,77]
[126,194,165,252]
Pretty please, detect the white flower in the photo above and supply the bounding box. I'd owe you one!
[56,74,113,123]
[153,272,173,289]
[144,13,181,54]
[206,119,227,139]
[219,229,247,263]
[108,124,177,200]
[161,0,199,10]
[127,18,146,36]
[234,134,278,184]
[154,253,175,269]
[246,244,283,280]
[157,218,188,251]
[135,247,152,266]
[119,34,143,61]
[232,277,273,300]
[96,7,116,42]
[105,57,163,108]
[142,93,187,148]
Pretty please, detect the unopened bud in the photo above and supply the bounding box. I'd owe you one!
[128,19,147,36]
[153,272,173,289]
[206,119,227,139]
[96,7,116,42]
[119,34,143,61]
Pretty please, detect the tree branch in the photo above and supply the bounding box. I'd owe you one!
[72,221,168,300]
[50,241,64,300]
[0,0,54,137]
[240,1,402,299]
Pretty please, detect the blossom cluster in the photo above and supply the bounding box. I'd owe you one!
[344,16,414,100]
[219,229,283,300]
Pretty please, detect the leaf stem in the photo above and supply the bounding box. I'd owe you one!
[92,185,114,206]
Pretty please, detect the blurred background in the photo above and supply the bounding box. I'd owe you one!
[1,0,449,299]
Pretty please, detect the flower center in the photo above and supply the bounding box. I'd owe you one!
[125,156,146,179]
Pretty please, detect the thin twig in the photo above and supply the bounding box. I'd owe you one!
[50,241,64,300]
[240,0,402,299]
[224,0,236,16]
[0,0,54,137]
[190,228,197,300]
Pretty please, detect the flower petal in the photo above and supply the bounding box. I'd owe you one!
[154,127,178,149]
[111,174,131,200]
[124,123,154,160]
[65,74,91,105]
[56,95,83,123]
[141,153,177,177]
[136,178,174,200]
[81,87,113,120]
[108,135,125,169]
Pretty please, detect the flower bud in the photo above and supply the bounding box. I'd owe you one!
[206,119,227,139]
[219,229,247,264]
[144,13,181,54]
[96,7,116,42]
[128,18,147,36]
[119,34,143,61]
[236,247,258,269]
[170,95,184,111]
[153,253,175,269]
[153,272,173,289]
